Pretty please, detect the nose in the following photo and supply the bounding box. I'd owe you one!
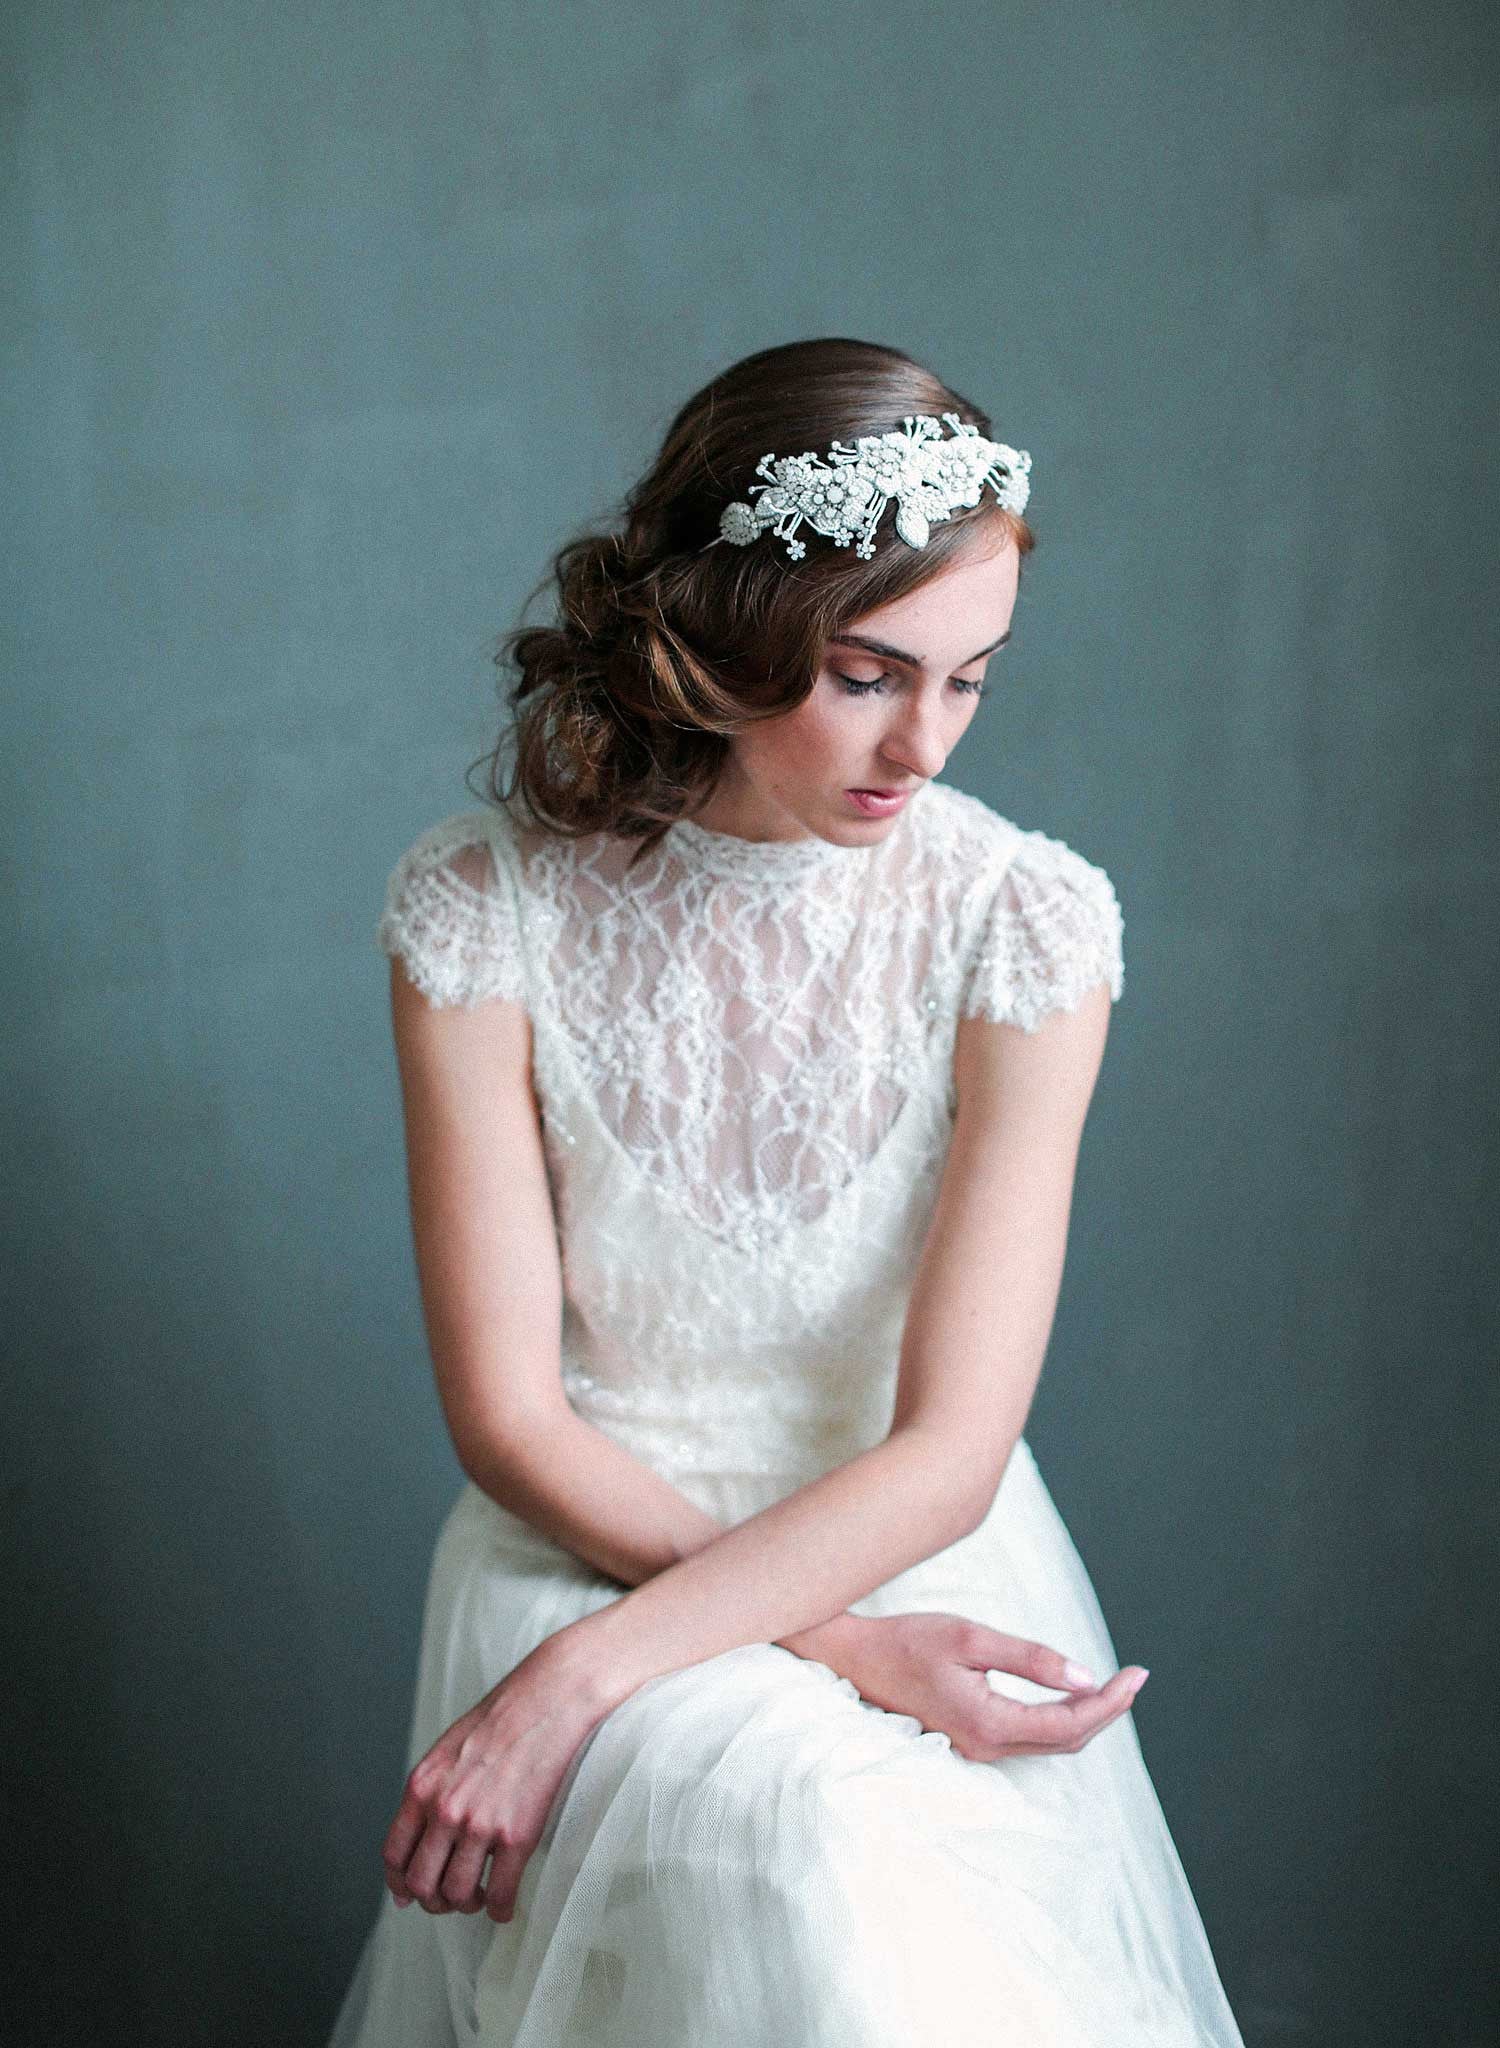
[879,693,949,782]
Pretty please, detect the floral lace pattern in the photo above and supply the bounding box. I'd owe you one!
[378,782,1120,990]
[959,828,1126,1032]
[375,834,525,1011]
[375,782,1124,1475]
[376,785,1121,1210]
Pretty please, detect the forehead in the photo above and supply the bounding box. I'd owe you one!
[834,542,1019,654]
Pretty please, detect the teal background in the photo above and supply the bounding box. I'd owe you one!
[5,5,1496,2044]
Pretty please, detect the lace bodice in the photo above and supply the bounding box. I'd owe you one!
[376,781,1123,1489]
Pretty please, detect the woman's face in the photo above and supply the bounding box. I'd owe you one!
[697,535,1021,845]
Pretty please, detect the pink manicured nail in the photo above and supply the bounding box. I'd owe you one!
[1128,1668,1149,1691]
[1063,1660,1098,1688]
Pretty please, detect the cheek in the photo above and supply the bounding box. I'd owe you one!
[796,702,858,777]
[751,699,851,782]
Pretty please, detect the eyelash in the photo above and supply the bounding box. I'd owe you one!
[834,672,990,699]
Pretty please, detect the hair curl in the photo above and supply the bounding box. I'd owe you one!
[470,337,1035,870]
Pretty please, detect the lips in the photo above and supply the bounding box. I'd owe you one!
[846,786,916,817]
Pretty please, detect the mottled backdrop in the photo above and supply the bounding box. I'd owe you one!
[5,4,1496,2044]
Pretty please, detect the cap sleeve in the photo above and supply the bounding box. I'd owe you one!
[959,830,1124,1032]
[375,809,526,1011]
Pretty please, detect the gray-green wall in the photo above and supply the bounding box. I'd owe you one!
[6,5,1496,2044]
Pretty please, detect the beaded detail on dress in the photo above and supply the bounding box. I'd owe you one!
[665,811,867,883]
[375,780,1124,1478]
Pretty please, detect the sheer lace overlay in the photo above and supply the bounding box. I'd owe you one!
[376,782,1124,1186]
[376,832,525,1011]
[960,826,1125,1031]
[375,783,1124,1481]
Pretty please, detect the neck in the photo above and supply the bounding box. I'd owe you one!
[684,766,816,845]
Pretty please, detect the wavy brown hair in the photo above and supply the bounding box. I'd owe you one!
[470,337,1035,869]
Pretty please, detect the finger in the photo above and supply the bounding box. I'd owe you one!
[1036,1665,1148,1744]
[969,1627,1102,1693]
[483,1839,530,1924]
[441,1831,494,1913]
[382,1788,431,1905]
[405,1820,463,1912]
[990,1666,1148,1752]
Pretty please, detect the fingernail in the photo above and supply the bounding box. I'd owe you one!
[1128,1668,1149,1691]
[1063,1660,1098,1688]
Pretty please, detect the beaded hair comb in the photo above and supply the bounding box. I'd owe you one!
[704,410,1031,562]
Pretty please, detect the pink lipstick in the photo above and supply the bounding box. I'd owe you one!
[846,788,913,818]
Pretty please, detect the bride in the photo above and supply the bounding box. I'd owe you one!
[328,336,1246,2045]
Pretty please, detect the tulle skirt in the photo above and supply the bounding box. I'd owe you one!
[326,1439,1244,2047]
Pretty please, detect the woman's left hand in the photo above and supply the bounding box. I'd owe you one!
[382,1635,616,1924]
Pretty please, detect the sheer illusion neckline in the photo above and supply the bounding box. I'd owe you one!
[665,789,927,884]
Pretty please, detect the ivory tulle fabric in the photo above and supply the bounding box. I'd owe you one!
[329,780,1245,2047]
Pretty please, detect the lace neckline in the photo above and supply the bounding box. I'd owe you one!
[665,791,925,884]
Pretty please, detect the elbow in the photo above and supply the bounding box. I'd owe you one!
[454,1431,504,1497]
[454,1435,488,1487]
[453,1407,559,1500]
[936,1438,1020,1541]
[952,1476,1001,1540]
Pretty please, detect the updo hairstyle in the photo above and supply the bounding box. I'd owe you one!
[471,336,1035,869]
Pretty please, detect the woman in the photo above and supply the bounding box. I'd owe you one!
[328,337,1246,2046]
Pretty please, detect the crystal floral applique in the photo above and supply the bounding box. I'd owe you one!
[712,411,1032,562]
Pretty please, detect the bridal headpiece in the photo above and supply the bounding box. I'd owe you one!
[705,411,1031,563]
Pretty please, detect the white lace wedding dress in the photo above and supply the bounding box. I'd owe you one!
[328,777,1245,2048]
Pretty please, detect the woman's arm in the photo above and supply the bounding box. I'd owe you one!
[387,961,864,1668]
[460,1408,867,1664]
[389,955,1111,1709]
[543,979,1116,1717]
[383,967,1125,1921]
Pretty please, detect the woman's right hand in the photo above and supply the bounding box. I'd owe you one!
[793,1611,1148,1762]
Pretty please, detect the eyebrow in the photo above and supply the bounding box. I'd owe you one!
[828,629,1011,669]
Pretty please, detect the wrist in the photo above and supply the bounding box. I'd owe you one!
[777,1609,872,1674]
[525,1607,640,1727]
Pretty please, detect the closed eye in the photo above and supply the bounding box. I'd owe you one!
[834,672,990,699]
